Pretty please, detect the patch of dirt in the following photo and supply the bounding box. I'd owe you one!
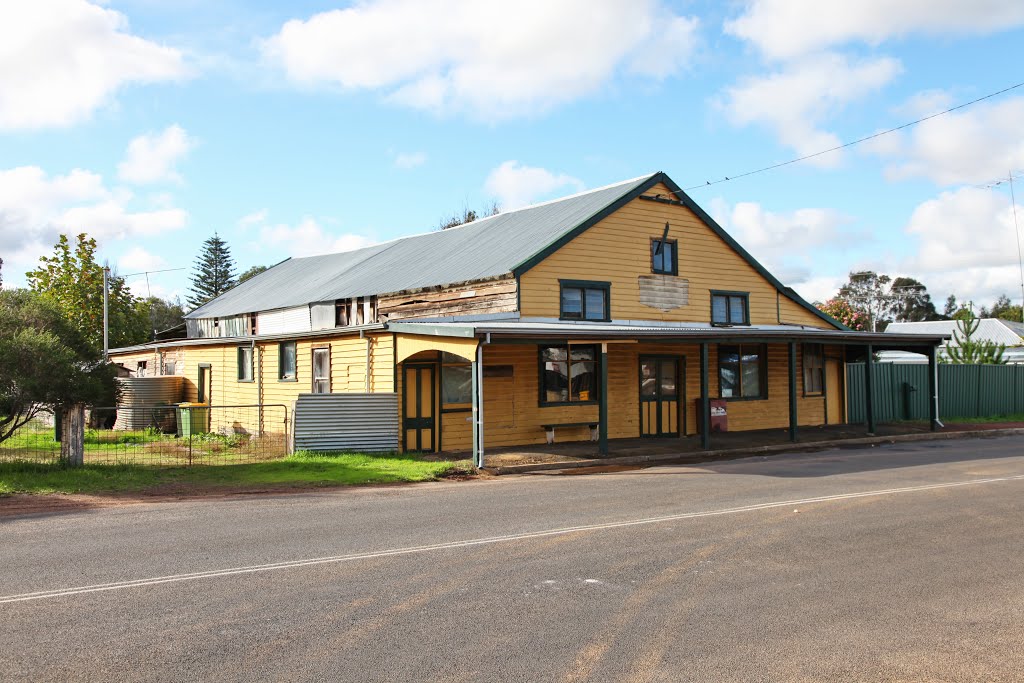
[0,474,484,519]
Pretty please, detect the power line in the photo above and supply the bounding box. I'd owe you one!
[683,80,1024,192]
[119,267,187,278]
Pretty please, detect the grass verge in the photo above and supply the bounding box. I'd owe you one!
[0,451,473,496]
[944,413,1024,424]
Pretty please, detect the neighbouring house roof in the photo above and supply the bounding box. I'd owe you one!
[187,174,655,319]
[886,319,1024,347]
[186,171,841,330]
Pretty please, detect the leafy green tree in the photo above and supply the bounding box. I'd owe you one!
[943,294,958,319]
[187,234,236,309]
[986,294,1023,322]
[888,277,940,322]
[942,311,1007,364]
[0,289,117,444]
[25,234,147,351]
[237,264,268,284]
[838,271,892,331]
[135,296,185,339]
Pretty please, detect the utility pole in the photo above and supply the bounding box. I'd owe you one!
[102,265,110,360]
[1009,170,1023,322]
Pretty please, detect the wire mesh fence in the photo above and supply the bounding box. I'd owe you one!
[0,404,290,467]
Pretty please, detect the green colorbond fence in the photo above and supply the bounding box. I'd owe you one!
[846,363,1024,423]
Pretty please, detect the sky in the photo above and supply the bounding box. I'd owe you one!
[2,0,1024,313]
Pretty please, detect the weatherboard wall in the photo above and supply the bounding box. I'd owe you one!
[518,183,830,328]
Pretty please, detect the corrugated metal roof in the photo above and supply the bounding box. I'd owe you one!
[187,174,656,319]
[886,319,1024,346]
[388,320,947,345]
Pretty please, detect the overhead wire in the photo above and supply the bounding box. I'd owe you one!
[682,80,1024,192]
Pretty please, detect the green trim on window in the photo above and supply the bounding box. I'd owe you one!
[650,237,678,276]
[538,343,601,406]
[558,280,611,322]
[802,343,824,397]
[710,290,751,326]
[717,343,768,401]
[278,341,297,381]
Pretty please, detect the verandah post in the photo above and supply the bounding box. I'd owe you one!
[864,344,876,434]
[599,343,608,456]
[471,348,480,468]
[927,344,939,431]
[788,342,798,442]
[700,343,710,450]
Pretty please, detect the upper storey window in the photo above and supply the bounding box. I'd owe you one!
[559,281,611,322]
[651,238,677,275]
[711,291,749,325]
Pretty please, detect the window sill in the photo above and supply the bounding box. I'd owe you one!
[710,322,751,327]
[803,392,824,398]
[539,400,599,407]
[237,379,254,384]
[278,378,298,383]
[719,395,768,402]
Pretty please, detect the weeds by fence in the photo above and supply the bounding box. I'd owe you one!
[0,404,289,467]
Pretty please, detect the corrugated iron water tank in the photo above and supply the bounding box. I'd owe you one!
[113,376,185,431]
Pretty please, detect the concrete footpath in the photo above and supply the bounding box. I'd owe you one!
[483,426,1024,474]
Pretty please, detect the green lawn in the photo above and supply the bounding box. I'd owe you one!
[0,451,473,496]
[944,413,1024,424]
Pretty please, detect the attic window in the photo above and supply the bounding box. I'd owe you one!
[559,281,610,322]
[336,297,378,327]
[651,238,677,275]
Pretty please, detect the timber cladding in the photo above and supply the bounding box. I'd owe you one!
[379,276,517,321]
[414,341,837,453]
[518,183,830,328]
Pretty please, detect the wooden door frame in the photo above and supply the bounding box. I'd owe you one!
[402,362,438,452]
[824,353,845,425]
[311,346,331,394]
[197,363,212,404]
[638,355,685,438]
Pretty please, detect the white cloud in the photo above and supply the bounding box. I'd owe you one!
[905,186,1023,273]
[484,161,584,210]
[872,96,1024,186]
[0,165,187,282]
[255,217,376,257]
[118,246,166,274]
[719,53,901,164]
[237,209,269,230]
[711,197,857,298]
[261,0,698,118]
[725,0,1024,61]
[118,125,197,185]
[0,0,188,130]
[394,152,427,170]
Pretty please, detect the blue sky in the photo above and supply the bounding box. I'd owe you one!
[2,0,1024,312]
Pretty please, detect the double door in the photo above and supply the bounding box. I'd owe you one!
[640,356,683,437]
[403,364,436,452]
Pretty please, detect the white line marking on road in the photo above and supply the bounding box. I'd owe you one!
[4,473,1024,605]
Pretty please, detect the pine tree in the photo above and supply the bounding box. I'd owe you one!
[941,311,1007,365]
[187,234,236,310]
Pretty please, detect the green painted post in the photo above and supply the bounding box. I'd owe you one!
[700,343,710,450]
[788,342,798,442]
[865,344,876,434]
[599,344,609,456]
[471,354,480,468]
[927,345,939,431]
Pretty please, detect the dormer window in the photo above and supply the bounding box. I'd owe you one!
[651,238,677,275]
[711,291,749,325]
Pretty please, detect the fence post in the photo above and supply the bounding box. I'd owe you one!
[188,407,193,466]
[60,403,85,467]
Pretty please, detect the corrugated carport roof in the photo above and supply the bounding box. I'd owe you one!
[187,174,656,319]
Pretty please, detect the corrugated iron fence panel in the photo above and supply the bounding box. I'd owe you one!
[848,363,1024,422]
[940,365,980,418]
[294,393,399,453]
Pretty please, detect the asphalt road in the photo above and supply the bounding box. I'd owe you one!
[3,436,1024,682]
